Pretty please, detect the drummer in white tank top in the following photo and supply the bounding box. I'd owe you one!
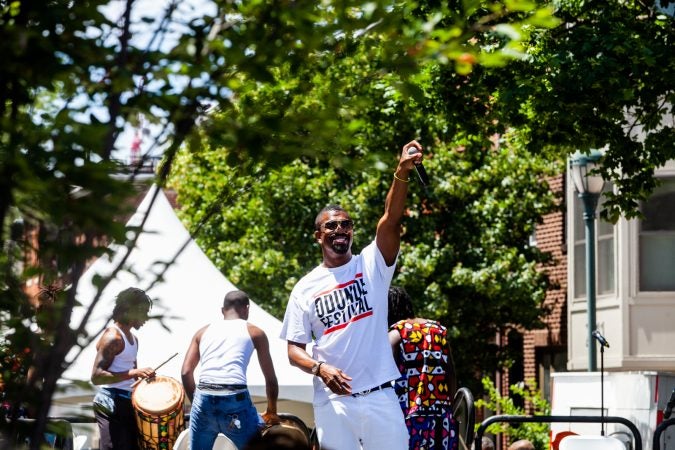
[91,287,155,450]
[98,324,139,391]
[197,319,253,386]
[181,290,280,450]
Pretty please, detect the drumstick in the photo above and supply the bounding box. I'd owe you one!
[131,352,179,388]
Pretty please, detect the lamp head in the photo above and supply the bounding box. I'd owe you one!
[570,149,605,195]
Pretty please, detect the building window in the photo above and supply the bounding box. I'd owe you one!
[639,178,675,291]
[573,183,615,298]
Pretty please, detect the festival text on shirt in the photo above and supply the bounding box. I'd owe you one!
[313,274,373,335]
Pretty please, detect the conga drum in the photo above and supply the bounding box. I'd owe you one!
[132,375,186,450]
[261,413,312,448]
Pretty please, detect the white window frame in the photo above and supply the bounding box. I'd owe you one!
[630,161,675,299]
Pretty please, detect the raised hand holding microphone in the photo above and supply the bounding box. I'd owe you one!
[406,144,429,186]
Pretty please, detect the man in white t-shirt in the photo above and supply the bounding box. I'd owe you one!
[280,139,424,450]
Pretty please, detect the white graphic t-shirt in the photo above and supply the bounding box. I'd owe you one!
[281,240,401,405]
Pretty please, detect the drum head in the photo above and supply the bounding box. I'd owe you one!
[262,414,310,446]
[263,424,309,445]
[132,375,184,415]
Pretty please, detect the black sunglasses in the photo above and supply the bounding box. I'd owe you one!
[322,219,353,231]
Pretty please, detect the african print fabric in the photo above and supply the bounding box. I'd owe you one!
[391,320,458,450]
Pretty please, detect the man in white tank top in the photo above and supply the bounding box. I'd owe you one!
[181,290,280,450]
[91,287,155,450]
[280,140,424,450]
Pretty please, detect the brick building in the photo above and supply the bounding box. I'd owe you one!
[493,174,568,407]
[506,157,675,404]
[522,174,568,400]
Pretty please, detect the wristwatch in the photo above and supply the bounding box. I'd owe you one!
[311,361,324,376]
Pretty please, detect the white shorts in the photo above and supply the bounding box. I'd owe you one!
[314,387,409,450]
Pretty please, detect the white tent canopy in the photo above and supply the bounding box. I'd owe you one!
[58,185,313,422]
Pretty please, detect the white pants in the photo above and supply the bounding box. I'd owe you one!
[314,387,409,450]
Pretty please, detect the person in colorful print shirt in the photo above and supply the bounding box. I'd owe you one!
[388,286,459,450]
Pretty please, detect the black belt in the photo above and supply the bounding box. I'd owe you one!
[197,383,247,391]
[351,381,393,397]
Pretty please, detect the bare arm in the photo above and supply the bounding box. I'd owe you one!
[376,140,423,266]
[287,341,316,374]
[288,341,352,395]
[180,325,207,402]
[388,329,402,358]
[249,323,280,424]
[91,328,154,385]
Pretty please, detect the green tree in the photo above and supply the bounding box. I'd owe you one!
[0,0,235,445]
[0,0,557,447]
[170,132,561,392]
[170,0,674,395]
[475,376,551,449]
[169,0,564,393]
[491,0,675,221]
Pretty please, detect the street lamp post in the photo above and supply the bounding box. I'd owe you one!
[570,150,605,372]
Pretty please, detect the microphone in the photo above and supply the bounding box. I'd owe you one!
[407,147,429,186]
[592,330,610,348]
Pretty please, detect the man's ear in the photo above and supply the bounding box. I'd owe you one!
[314,229,322,243]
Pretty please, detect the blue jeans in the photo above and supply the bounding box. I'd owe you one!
[189,389,259,450]
[93,388,140,450]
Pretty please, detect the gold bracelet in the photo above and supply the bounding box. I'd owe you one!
[393,173,410,183]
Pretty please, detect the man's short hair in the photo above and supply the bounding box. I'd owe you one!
[111,287,152,323]
[481,436,495,450]
[314,204,348,231]
[507,439,535,450]
[223,290,250,310]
